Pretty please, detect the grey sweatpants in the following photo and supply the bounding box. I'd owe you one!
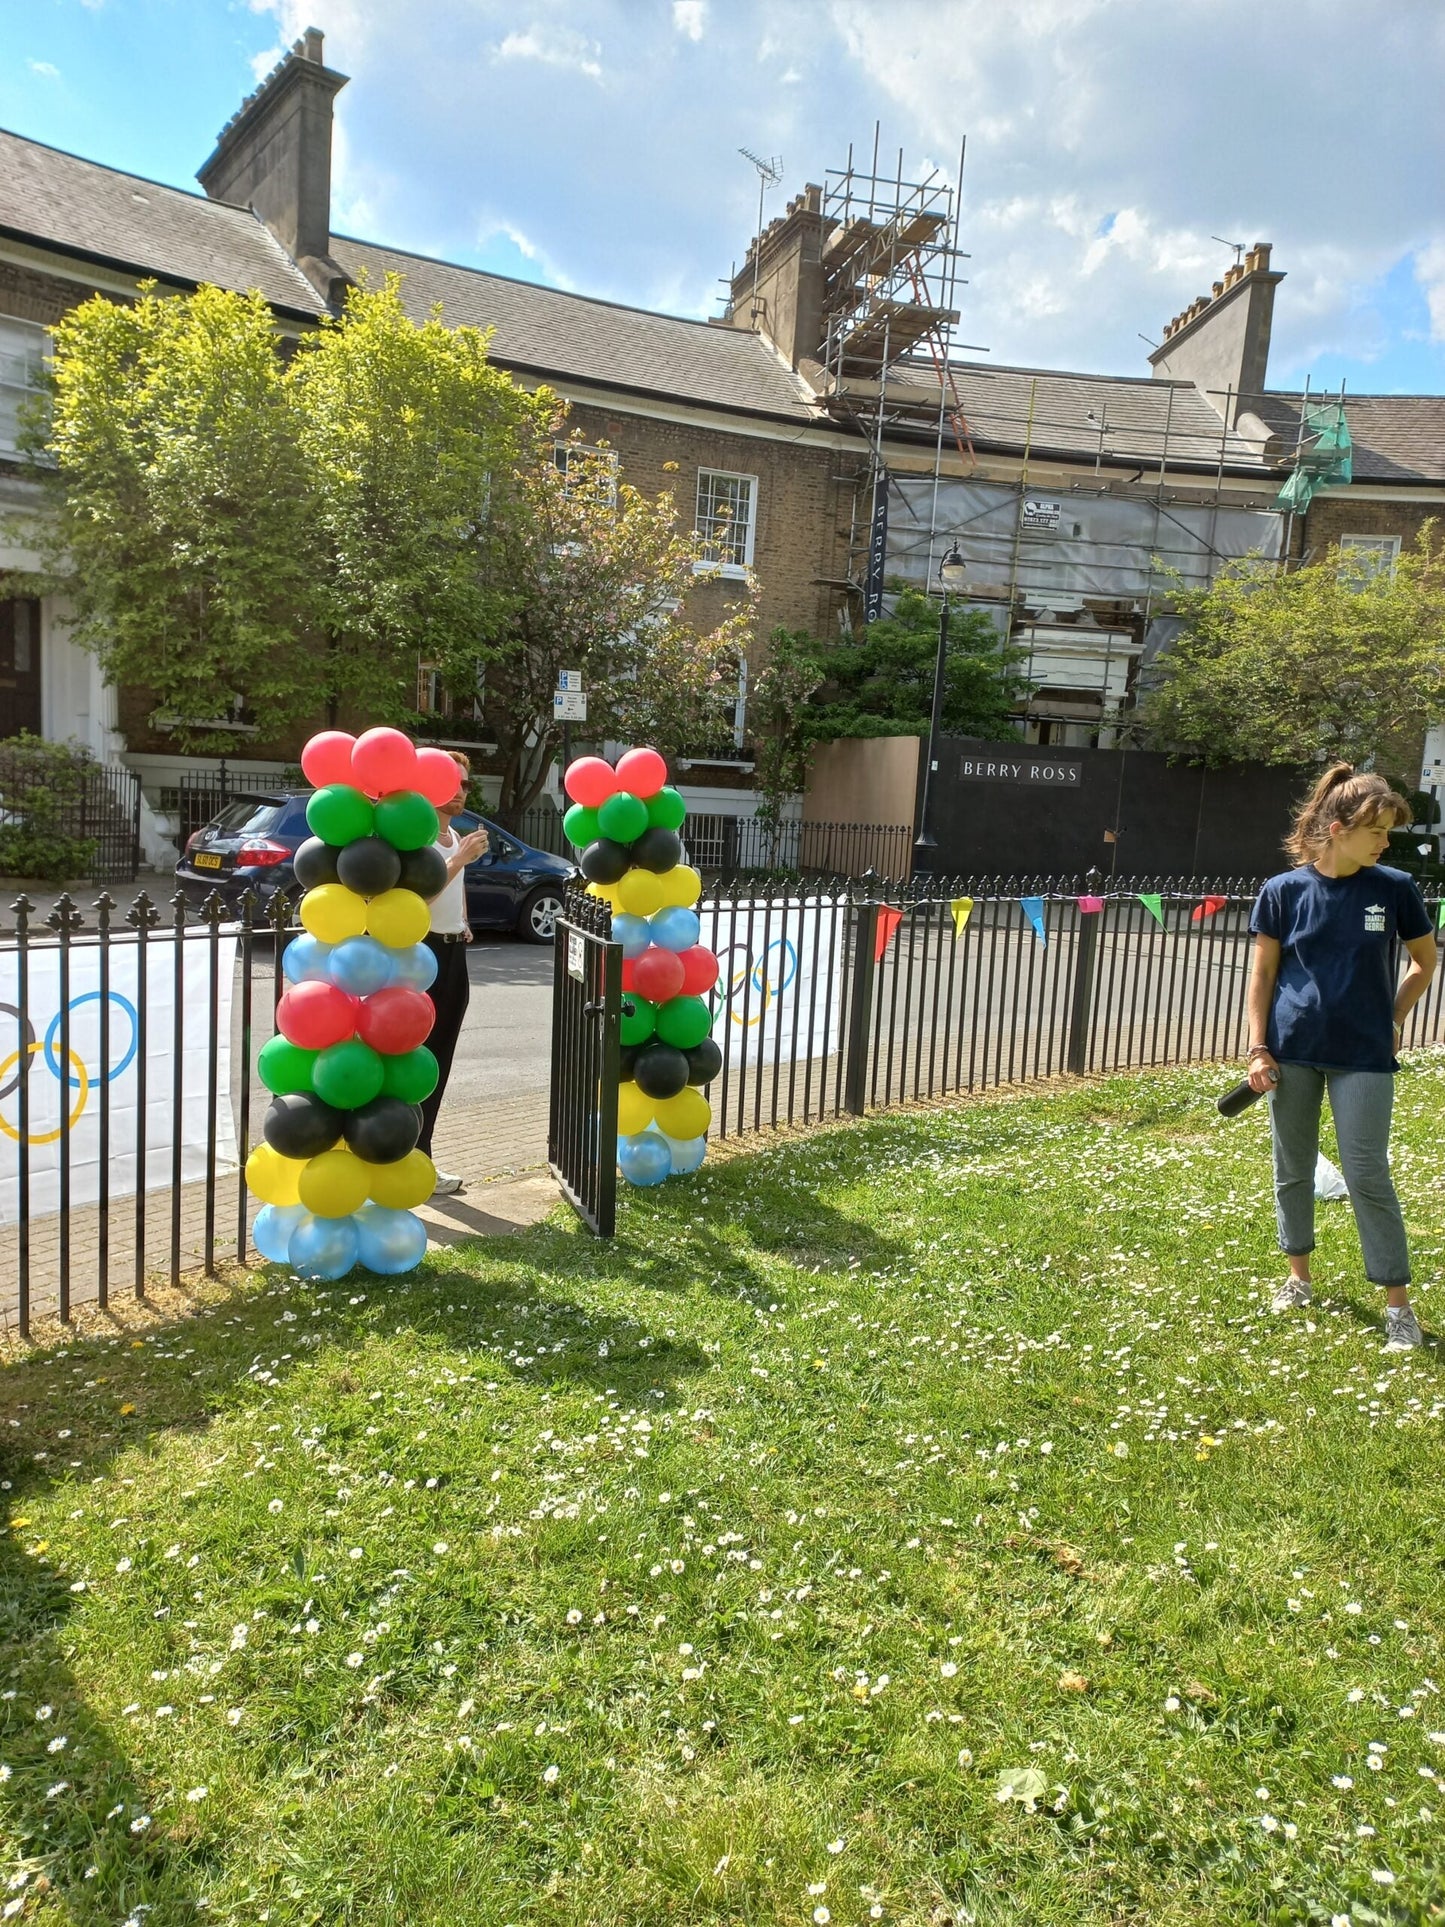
[1268,1062,1410,1286]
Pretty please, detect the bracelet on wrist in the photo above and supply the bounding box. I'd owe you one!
[1246,1043,1273,1058]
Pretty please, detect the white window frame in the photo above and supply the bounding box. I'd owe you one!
[1336,533,1401,583]
[0,317,49,456]
[694,468,757,576]
[552,440,618,508]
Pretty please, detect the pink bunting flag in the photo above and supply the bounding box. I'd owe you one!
[1078,895,1105,913]
[874,907,904,960]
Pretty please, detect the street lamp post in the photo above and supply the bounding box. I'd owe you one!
[913,545,968,868]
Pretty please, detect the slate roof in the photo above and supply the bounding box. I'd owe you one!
[0,126,325,318]
[1246,391,1445,483]
[330,235,818,423]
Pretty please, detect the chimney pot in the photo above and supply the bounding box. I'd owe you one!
[303,26,324,62]
[1211,280,1224,299]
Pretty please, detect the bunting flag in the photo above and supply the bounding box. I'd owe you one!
[1191,894,1229,923]
[1077,894,1105,914]
[874,906,904,960]
[1138,892,1166,929]
[1437,900,1445,931]
[950,896,974,940]
[1020,896,1047,946]
[1103,829,1118,845]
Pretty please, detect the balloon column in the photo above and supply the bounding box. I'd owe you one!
[563,747,721,1188]
[244,727,461,1279]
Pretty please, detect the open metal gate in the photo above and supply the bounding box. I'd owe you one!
[547,888,622,1235]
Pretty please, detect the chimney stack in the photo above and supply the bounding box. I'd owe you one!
[198,27,350,307]
[722,184,826,369]
[1147,241,1283,426]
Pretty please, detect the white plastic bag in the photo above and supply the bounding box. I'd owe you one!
[1315,1154,1349,1201]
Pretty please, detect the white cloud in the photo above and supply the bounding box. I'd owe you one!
[494,25,604,83]
[27,60,60,79]
[1416,242,1445,346]
[476,219,578,294]
[250,44,285,81]
[673,1,707,41]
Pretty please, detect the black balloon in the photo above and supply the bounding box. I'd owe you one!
[633,1042,690,1100]
[337,835,403,896]
[580,838,634,884]
[619,1044,639,1081]
[684,1038,722,1086]
[398,844,448,898]
[293,837,340,890]
[264,1092,344,1160]
[632,826,684,874]
[341,1096,422,1164]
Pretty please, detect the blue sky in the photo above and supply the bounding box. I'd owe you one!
[3,0,1443,396]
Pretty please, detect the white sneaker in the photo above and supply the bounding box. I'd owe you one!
[1383,1305,1425,1351]
[430,1171,464,1197]
[1271,1278,1312,1312]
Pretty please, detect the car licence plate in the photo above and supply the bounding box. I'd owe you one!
[193,852,223,870]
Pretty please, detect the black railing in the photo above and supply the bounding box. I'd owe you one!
[168,760,301,843]
[0,745,141,884]
[547,888,621,1235]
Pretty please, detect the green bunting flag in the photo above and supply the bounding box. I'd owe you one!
[1138,892,1166,929]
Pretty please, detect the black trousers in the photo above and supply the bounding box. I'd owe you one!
[419,936,470,1156]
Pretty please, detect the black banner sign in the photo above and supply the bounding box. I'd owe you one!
[956,754,1082,787]
[863,472,889,623]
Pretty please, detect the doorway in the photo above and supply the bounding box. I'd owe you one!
[0,597,41,737]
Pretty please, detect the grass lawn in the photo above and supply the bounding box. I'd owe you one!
[3,1059,1445,1927]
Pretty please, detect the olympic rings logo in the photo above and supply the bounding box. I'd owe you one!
[0,992,139,1146]
[712,937,798,1030]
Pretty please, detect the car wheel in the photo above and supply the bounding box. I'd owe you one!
[519,886,564,944]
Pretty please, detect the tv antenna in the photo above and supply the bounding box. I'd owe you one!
[1211,235,1246,268]
[739,146,783,326]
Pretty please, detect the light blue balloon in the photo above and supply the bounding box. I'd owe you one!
[288,1211,360,1281]
[388,942,438,992]
[612,913,652,961]
[328,935,395,997]
[618,1130,671,1188]
[649,906,701,953]
[252,1201,307,1264]
[283,934,334,985]
[355,1203,429,1275]
[662,1132,707,1176]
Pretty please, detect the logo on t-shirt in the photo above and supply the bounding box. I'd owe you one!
[1364,903,1387,933]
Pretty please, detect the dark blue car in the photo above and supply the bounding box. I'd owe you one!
[175,792,574,942]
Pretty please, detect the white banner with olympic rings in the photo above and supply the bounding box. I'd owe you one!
[701,898,845,1067]
[0,935,238,1225]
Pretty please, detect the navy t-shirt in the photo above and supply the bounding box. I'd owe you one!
[1249,864,1432,1070]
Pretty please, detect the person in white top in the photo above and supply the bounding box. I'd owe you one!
[420,749,488,1195]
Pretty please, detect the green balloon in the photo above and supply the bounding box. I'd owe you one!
[306,784,375,847]
[374,790,440,852]
[563,803,601,849]
[380,1045,439,1104]
[312,1037,385,1110]
[646,786,687,832]
[597,791,648,843]
[620,993,657,1047]
[655,994,711,1050]
[258,1036,317,1096]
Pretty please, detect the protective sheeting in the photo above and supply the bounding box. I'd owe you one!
[884,475,1284,611]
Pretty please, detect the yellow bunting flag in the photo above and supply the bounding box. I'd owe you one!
[951,896,974,940]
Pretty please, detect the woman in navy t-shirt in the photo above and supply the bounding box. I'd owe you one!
[1246,763,1436,1347]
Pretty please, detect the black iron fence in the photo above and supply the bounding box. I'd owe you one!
[0,743,141,884]
[166,760,301,844]
[516,808,913,880]
[8,872,1445,1323]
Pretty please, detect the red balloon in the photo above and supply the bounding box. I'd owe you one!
[415,746,464,807]
[563,756,618,809]
[620,958,638,994]
[356,986,435,1055]
[615,747,668,799]
[678,945,720,996]
[276,981,359,1051]
[351,727,418,799]
[300,730,356,788]
[632,946,686,1003]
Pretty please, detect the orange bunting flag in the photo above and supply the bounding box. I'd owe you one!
[875,907,904,960]
[1190,895,1229,922]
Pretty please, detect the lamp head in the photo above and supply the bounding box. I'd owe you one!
[939,546,968,595]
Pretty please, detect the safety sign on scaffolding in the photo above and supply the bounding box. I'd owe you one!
[1021,497,1063,533]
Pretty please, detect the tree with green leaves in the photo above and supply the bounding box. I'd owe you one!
[1139,527,1445,766]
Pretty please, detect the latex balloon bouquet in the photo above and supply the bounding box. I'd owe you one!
[245,727,462,1278]
[562,746,721,1187]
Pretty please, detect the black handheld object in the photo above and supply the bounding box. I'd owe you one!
[1217,1075,1270,1118]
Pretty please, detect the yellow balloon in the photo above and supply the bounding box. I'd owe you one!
[587,881,620,907]
[300,883,368,945]
[366,888,431,949]
[246,1143,306,1207]
[615,868,665,918]
[616,1080,655,1135]
[656,864,702,909]
[652,1088,711,1139]
[368,1149,436,1209]
[298,1146,372,1219]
